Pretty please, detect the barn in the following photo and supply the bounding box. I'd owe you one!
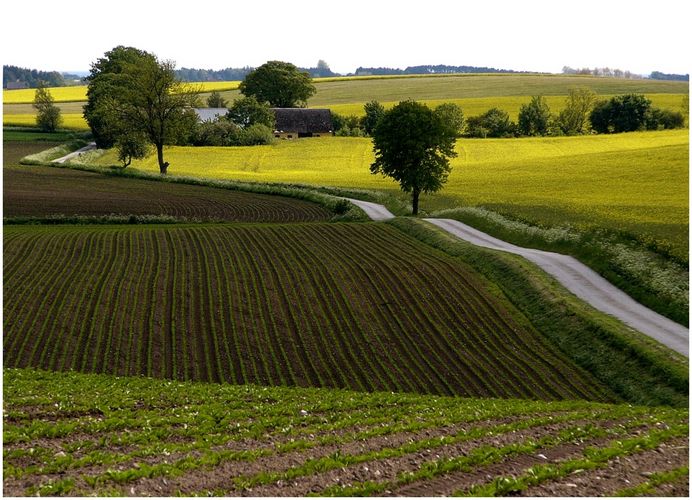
[272,108,333,138]
[193,108,229,122]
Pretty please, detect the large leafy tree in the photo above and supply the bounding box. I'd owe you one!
[361,100,385,136]
[226,96,275,129]
[370,100,457,215]
[106,56,199,174]
[84,46,155,148]
[238,61,315,107]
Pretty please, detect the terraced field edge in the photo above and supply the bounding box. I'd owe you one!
[3,368,688,497]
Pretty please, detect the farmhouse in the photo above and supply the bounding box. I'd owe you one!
[193,108,229,122]
[5,81,29,90]
[272,108,333,138]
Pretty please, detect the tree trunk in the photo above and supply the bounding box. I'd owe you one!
[412,188,420,216]
[156,143,168,175]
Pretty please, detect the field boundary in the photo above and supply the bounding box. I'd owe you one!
[18,148,368,223]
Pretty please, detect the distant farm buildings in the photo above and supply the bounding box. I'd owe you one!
[5,81,29,90]
[271,108,333,138]
[192,107,334,139]
[193,108,229,122]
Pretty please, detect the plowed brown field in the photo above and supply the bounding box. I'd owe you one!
[4,223,609,401]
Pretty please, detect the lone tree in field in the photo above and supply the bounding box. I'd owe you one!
[207,90,227,108]
[371,100,457,215]
[239,61,315,107]
[33,83,62,132]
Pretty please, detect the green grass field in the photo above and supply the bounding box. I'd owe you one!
[92,130,689,260]
[3,368,688,497]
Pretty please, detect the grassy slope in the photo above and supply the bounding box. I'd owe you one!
[92,130,689,259]
[3,368,688,496]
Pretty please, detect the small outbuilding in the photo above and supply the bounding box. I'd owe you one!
[5,81,29,90]
[272,108,333,138]
[193,108,229,122]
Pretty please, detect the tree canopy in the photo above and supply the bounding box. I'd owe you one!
[238,61,315,107]
[518,96,551,136]
[85,46,199,174]
[84,46,156,148]
[370,100,457,215]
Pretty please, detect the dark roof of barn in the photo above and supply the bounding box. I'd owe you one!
[272,108,333,133]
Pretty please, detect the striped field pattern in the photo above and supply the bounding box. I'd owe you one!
[3,368,688,497]
[3,165,331,223]
[3,223,609,401]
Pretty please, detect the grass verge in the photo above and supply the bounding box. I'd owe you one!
[433,207,688,326]
[388,217,688,408]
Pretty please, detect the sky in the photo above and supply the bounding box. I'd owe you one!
[2,0,690,76]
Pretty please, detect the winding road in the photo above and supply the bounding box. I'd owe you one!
[347,199,688,357]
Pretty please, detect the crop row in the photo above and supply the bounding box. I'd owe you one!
[3,165,331,223]
[3,369,687,497]
[4,223,609,401]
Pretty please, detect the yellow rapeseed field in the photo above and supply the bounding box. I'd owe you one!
[323,94,687,120]
[94,129,688,257]
[3,113,88,130]
[3,81,241,104]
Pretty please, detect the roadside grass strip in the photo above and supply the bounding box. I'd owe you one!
[456,423,688,496]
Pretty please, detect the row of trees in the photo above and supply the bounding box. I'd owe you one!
[465,90,685,138]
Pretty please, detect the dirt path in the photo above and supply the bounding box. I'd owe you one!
[424,218,688,357]
[344,198,396,221]
[52,142,97,164]
[340,197,687,357]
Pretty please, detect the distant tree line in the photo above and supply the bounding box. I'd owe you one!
[354,64,523,76]
[649,71,689,82]
[561,66,642,79]
[175,62,527,81]
[3,65,66,88]
[176,60,337,82]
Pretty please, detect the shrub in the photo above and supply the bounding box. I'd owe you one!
[590,94,652,133]
[465,108,516,138]
[518,96,551,136]
[645,108,685,130]
[237,124,275,145]
[192,120,241,146]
